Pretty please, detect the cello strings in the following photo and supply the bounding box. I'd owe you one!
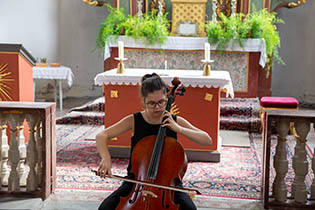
[149,127,165,179]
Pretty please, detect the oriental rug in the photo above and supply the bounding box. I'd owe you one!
[56,125,313,203]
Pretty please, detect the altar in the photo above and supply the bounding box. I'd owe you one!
[104,36,270,98]
[94,68,234,162]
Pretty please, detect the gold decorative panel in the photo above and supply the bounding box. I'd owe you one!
[204,93,213,102]
[170,0,207,37]
[0,63,14,101]
[110,90,119,98]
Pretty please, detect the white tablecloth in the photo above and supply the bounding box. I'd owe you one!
[94,69,234,98]
[33,66,74,87]
[105,36,267,68]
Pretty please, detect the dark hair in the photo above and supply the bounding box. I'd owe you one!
[140,73,167,98]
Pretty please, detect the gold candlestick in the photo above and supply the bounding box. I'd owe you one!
[203,61,210,76]
[115,58,127,74]
[201,59,214,76]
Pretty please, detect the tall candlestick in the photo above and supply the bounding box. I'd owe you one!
[205,43,210,61]
[118,41,124,59]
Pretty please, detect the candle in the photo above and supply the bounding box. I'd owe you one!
[118,41,124,59]
[205,43,210,61]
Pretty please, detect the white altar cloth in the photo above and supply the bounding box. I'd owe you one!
[94,69,234,98]
[33,66,74,87]
[105,36,267,68]
[33,66,74,111]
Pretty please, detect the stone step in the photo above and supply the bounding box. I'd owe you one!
[220,97,260,117]
[220,115,261,132]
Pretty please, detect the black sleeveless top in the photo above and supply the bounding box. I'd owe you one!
[126,112,177,176]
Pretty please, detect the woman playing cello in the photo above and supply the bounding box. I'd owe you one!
[96,73,212,210]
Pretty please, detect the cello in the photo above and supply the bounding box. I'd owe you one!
[93,77,200,209]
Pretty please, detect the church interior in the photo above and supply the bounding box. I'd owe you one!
[1,0,315,209]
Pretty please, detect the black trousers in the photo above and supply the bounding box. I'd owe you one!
[98,182,197,210]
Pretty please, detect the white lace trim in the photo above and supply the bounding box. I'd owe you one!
[94,69,234,98]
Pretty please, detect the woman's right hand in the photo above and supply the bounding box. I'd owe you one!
[97,156,112,178]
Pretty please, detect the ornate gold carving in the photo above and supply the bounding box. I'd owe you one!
[3,110,23,114]
[110,90,119,98]
[150,0,166,15]
[0,63,14,101]
[170,0,207,37]
[111,137,118,141]
[215,0,236,18]
[204,93,213,101]
[82,0,106,7]
[288,0,308,8]
[170,103,180,115]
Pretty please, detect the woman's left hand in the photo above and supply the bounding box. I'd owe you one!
[161,111,181,133]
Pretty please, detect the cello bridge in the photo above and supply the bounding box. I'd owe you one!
[141,190,158,199]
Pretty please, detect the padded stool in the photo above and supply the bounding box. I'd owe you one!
[260,96,299,133]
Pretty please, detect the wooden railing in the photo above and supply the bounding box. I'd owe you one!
[262,109,315,209]
[0,102,55,200]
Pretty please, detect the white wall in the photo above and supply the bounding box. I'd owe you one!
[0,0,108,100]
[56,0,108,98]
[0,0,59,61]
[272,1,315,105]
[1,0,315,105]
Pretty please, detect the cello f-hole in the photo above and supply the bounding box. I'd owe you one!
[160,188,170,209]
[129,184,141,204]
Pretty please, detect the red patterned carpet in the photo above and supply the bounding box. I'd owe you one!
[56,130,314,200]
[57,140,262,198]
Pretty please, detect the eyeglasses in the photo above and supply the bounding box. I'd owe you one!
[145,99,168,108]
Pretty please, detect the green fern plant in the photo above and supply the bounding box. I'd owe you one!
[248,8,285,72]
[96,4,126,51]
[205,9,284,77]
[96,7,169,50]
[205,13,251,50]
[122,11,169,45]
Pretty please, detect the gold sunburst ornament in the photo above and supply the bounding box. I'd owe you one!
[0,63,14,101]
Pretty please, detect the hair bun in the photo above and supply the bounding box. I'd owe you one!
[141,73,159,83]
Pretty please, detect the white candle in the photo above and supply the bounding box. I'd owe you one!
[205,43,210,61]
[118,41,124,59]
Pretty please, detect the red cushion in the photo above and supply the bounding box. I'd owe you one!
[260,97,299,108]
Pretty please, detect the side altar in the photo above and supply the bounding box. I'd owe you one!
[94,68,234,162]
[104,36,270,98]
